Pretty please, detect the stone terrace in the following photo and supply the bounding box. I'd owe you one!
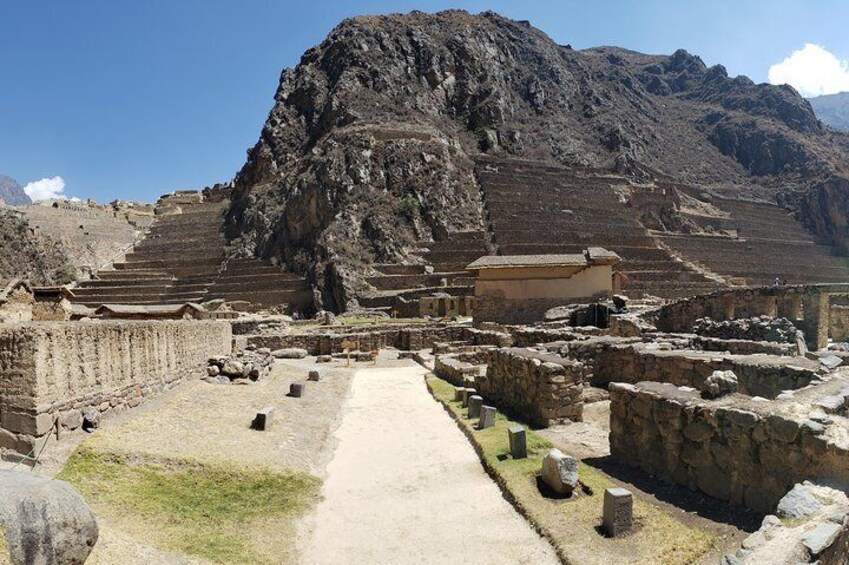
[659,196,849,286]
[70,193,313,312]
[359,231,488,312]
[475,158,725,299]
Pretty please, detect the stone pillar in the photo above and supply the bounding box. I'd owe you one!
[603,488,633,537]
[478,406,496,429]
[508,425,527,459]
[251,407,275,431]
[802,292,830,351]
[467,395,483,419]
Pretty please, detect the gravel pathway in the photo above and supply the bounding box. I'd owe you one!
[298,364,559,564]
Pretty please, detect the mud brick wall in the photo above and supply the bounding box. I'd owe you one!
[609,381,849,513]
[478,348,585,427]
[0,320,231,454]
[590,343,817,398]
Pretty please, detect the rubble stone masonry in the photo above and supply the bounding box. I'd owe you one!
[478,348,585,427]
[609,381,849,513]
[0,320,231,453]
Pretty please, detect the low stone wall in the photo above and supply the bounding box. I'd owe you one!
[0,320,232,453]
[609,381,849,513]
[589,343,817,398]
[246,324,507,355]
[434,355,479,387]
[692,336,797,356]
[477,348,585,427]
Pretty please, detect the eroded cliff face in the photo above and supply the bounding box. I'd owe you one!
[227,9,849,311]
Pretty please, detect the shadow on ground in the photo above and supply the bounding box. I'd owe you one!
[583,454,763,533]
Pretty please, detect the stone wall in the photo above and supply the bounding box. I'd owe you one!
[609,381,849,513]
[247,324,510,355]
[831,305,849,342]
[588,343,817,398]
[477,348,585,427]
[434,355,479,387]
[0,320,232,453]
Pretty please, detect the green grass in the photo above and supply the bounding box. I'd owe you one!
[427,376,716,565]
[58,445,321,564]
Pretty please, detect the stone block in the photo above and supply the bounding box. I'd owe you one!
[541,448,578,496]
[308,370,321,382]
[508,425,527,459]
[454,386,465,402]
[603,487,633,537]
[802,522,842,557]
[478,405,496,429]
[467,395,483,419]
[251,407,275,431]
[290,382,305,398]
[461,388,476,408]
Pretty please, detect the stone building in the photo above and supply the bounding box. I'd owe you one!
[467,248,621,324]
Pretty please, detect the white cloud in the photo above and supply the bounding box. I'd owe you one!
[23,176,68,201]
[768,43,849,97]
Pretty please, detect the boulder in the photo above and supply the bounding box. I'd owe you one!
[207,365,221,377]
[272,348,308,359]
[221,359,245,377]
[0,470,99,564]
[701,370,738,399]
[540,448,579,496]
[777,483,822,519]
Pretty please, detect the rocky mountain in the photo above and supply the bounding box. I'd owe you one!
[809,92,849,131]
[0,175,32,206]
[227,10,849,311]
[0,209,75,285]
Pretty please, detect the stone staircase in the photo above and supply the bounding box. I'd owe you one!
[70,196,313,312]
[475,158,724,299]
[659,197,849,286]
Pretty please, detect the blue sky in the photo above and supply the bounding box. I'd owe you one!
[2,0,848,203]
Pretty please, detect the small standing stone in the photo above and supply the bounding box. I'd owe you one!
[603,487,633,537]
[508,425,527,459]
[462,389,476,408]
[290,382,305,397]
[467,395,483,419]
[308,370,321,382]
[478,405,496,429]
[251,407,275,431]
[454,386,465,402]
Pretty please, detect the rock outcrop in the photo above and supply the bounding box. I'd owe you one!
[0,209,75,285]
[227,10,849,311]
[0,175,31,206]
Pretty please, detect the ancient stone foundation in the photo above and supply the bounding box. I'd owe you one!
[477,348,584,427]
[609,381,849,513]
[0,320,232,453]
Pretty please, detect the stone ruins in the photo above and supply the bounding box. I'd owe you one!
[5,181,849,562]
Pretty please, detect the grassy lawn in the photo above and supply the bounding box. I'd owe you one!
[58,443,320,564]
[426,376,716,565]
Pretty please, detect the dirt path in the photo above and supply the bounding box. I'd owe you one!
[299,365,559,565]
